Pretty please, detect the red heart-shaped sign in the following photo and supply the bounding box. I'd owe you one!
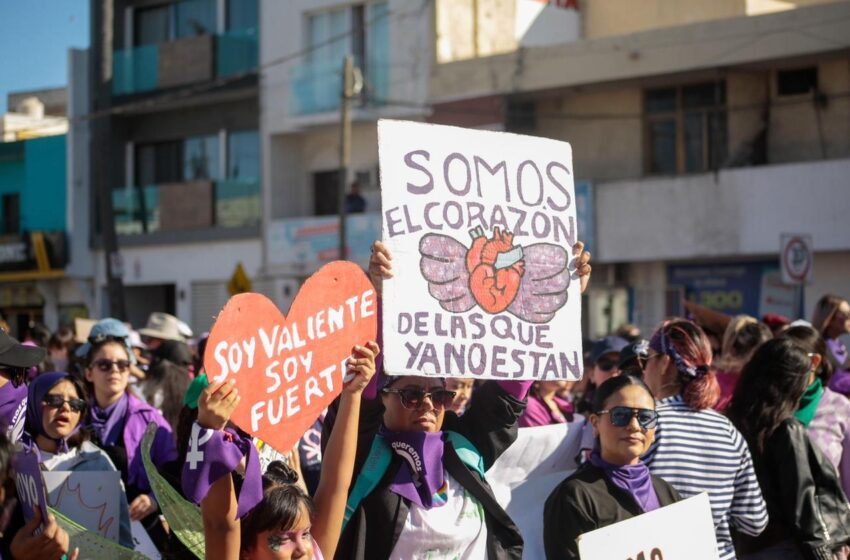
[204,261,378,454]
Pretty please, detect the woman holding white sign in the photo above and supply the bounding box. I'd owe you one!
[543,375,681,559]
[641,319,768,560]
[330,240,591,560]
[21,371,133,548]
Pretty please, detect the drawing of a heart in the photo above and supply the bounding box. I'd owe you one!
[204,261,378,454]
[466,227,525,314]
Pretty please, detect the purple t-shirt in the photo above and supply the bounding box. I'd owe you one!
[827,338,850,396]
[0,380,27,442]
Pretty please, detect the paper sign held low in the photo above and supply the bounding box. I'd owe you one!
[204,261,378,454]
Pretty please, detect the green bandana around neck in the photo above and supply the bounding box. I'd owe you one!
[795,376,824,427]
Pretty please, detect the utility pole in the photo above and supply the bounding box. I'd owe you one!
[338,55,360,260]
[94,0,126,320]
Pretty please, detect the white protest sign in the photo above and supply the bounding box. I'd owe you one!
[378,119,583,380]
[487,421,585,559]
[132,520,162,560]
[43,471,122,542]
[578,493,719,560]
[781,233,813,285]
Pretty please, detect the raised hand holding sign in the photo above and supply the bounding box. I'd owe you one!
[203,261,378,454]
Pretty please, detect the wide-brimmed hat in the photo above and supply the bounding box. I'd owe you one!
[0,330,46,368]
[139,312,187,342]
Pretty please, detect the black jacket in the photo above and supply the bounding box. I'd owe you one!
[735,418,850,560]
[335,380,527,560]
[543,462,682,560]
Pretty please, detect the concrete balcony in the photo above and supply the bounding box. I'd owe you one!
[594,157,850,263]
[112,179,260,237]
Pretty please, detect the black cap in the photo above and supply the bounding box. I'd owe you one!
[619,339,650,368]
[0,330,47,368]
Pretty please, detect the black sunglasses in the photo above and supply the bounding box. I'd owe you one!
[596,358,620,372]
[596,406,658,429]
[91,359,131,372]
[382,387,457,410]
[43,394,87,413]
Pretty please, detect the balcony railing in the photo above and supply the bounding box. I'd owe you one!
[112,179,260,235]
[289,57,389,116]
[112,30,258,96]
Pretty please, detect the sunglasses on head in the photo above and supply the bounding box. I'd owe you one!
[91,359,131,373]
[382,387,457,410]
[43,394,87,413]
[596,406,659,429]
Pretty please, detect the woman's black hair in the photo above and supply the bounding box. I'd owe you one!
[24,374,91,449]
[726,338,811,454]
[240,461,314,552]
[592,374,655,413]
[141,359,191,430]
[781,325,834,384]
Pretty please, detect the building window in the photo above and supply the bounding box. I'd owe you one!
[227,130,259,180]
[313,170,340,216]
[227,0,258,32]
[175,0,216,38]
[134,5,171,46]
[645,81,727,175]
[135,141,183,185]
[777,67,817,96]
[183,135,220,180]
[1,194,20,235]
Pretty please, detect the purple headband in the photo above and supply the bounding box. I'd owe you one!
[649,330,709,380]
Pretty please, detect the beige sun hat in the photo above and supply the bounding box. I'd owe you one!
[138,312,187,342]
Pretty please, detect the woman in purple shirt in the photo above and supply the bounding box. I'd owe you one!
[0,330,46,442]
[518,380,575,427]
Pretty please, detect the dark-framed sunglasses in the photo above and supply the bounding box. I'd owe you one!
[382,387,457,410]
[91,358,131,373]
[42,394,87,413]
[596,406,659,429]
[596,357,620,372]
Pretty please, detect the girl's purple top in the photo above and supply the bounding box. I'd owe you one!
[827,338,850,396]
[518,394,574,427]
[807,386,850,498]
[713,370,739,412]
[181,423,262,518]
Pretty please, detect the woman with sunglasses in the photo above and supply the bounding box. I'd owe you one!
[727,338,850,559]
[332,240,591,560]
[21,371,133,547]
[812,295,850,397]
[83,319,177,528]
[641,319,767,560]
[543,375,680,559]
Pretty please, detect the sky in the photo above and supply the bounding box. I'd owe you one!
[0,0,89,113]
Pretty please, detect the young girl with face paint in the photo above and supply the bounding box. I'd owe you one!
[543,375,681,559]
[21,371,133,548]
[184,341,380,560]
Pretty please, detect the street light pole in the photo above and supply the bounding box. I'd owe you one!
[338,55,355,261]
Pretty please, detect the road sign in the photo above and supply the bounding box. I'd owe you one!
[781,234,813,286]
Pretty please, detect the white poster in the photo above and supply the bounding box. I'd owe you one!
[487,421,586,559]
[378,119,583,380]
[578,493,719,560]
[43,471,122,543]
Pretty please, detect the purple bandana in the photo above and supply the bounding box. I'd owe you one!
[182,424,263,519]
[0,379,27,439]
[23,372,82,455]
[380,427,447,509]
[89,392,129,447]
[650,330,709,379]
[590,450,660,513]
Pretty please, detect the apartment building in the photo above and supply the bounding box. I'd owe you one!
[78,0,262,332]
[428,0,850,336]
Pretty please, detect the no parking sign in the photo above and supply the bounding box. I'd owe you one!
[781,234,813,285]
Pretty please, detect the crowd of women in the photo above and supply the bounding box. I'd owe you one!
[0,240,849,559]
